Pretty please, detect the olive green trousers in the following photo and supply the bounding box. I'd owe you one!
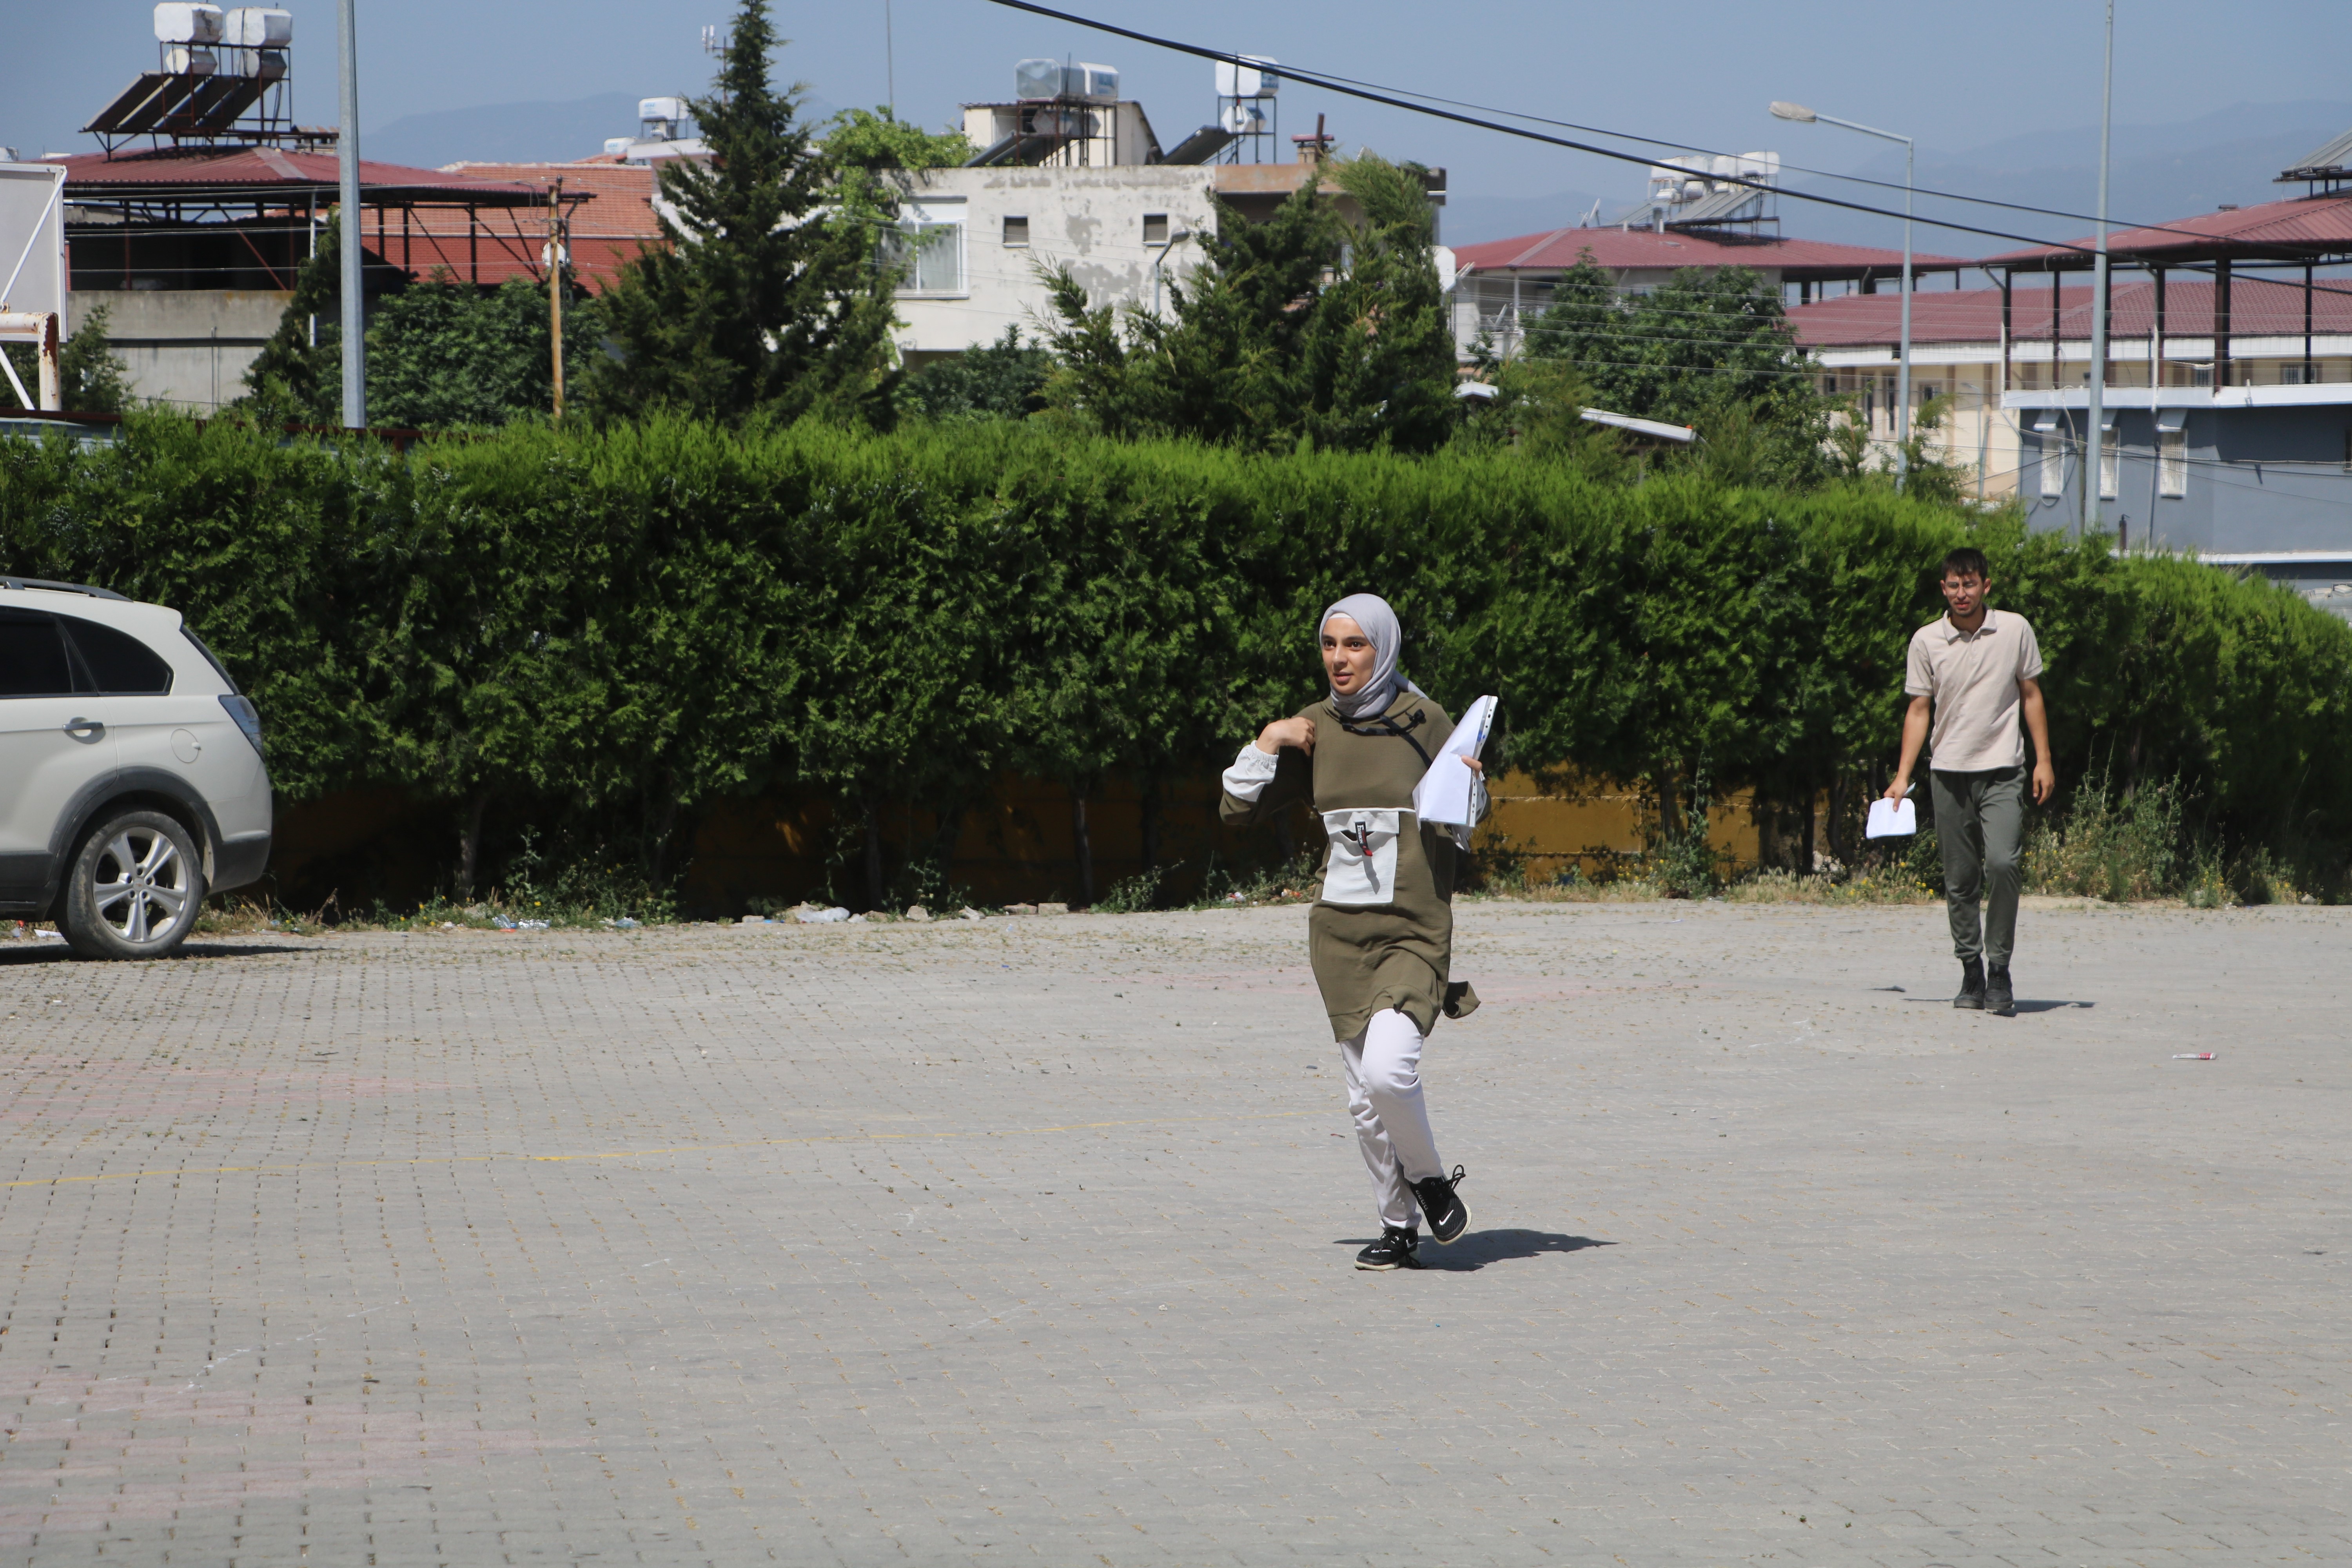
[1930,766,2025,968]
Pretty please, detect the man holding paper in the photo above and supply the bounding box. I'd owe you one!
[1885,547,2055,1017]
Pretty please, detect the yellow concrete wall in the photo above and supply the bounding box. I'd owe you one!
[267,768,1770,914]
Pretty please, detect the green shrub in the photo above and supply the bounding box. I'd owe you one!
[8,413,2352,912]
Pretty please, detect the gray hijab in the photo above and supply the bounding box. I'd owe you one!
[1319,592,1426,719]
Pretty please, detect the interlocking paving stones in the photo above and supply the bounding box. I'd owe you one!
[0,899,2344,1565]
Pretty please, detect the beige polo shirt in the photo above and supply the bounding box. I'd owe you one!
[1905,607,2044,772]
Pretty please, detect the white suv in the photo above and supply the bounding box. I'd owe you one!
[0,578,272,959]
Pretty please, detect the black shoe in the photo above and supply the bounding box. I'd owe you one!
[1985,965,2014,1017]
[1408,1165,1472,1244]
[1356,1226,1420,1270]
[1954,960,1986,1010]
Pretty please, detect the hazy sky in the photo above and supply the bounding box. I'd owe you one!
[15,0,2346,245]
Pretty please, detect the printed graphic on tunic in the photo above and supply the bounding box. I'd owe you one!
[1321,809,1402,906]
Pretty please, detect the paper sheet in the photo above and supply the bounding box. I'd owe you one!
[1865,797,1917,838]
[1412,694,1497,826]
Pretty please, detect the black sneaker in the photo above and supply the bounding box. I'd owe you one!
[1408,1165,1472,1244]
[1985,965,2015,1017]
[1954,960,1986,1010]
[1356,1226,1420,1270]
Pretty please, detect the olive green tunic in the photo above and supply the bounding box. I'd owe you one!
[1219,689,1479,1041]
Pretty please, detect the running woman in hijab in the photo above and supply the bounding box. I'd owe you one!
[1219,594,1485,1270]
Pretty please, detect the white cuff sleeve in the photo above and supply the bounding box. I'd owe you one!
[1220,742,1281,802]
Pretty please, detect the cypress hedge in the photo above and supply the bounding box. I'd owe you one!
[5,412,2349,905]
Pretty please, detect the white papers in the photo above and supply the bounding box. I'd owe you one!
[1412,695,1497,826]
[1865,797,1917,838]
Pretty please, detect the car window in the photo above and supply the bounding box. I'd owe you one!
[0,609,75,697]
[60,617,174,695]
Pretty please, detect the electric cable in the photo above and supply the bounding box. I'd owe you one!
[983,0,2352,286]
[1246,64,2326,252]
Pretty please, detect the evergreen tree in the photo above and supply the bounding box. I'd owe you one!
[1519,255,1832,484]
[580,0,900,425]
[241,216,341,423]
[900,326,1052,422]
[3,304,134,414]
[1038,154,1457,454]
[368,273,604,429]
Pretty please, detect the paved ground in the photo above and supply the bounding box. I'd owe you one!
[0,897,2343,1566]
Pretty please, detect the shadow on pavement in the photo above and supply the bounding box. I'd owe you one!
[1902,996,2096,1011]
[0,942,316,965]
[1336,1229,1615,1272]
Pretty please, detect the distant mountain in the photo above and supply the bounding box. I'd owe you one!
[1781,99,2352,260]
[1441,188,1606,248]
[363,91,840,171]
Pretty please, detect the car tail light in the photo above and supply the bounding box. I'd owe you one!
[218,693,265,758]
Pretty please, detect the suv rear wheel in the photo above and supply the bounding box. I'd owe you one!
[60,808,207,960]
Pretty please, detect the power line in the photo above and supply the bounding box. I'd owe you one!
[1267,69,2305,254]
[985,0,2352,312]
[980,0,2104,258]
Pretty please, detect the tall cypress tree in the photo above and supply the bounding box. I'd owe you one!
[583,0,900,424]
[1037,154,1457,454]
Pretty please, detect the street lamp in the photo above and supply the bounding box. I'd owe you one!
[1150,228,1194,316]
[1773,99,1912,490]
[336,0,364,428]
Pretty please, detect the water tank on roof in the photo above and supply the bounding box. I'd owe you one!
[222,7,291,45]
[163,45,220,76]
[604,138,633,157]
[639,96,688,140]
[1219,101,1266,135]
[1215,56,1277,98]
[154,4,224,44]
[1073,63,1118,102]
[1014,58,1063,101]
[221,45,287,80]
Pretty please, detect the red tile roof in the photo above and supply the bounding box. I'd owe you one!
[53,145,543,204]
[414,160,664,291]
[1452,224,1969,281]
[1983,191,2352,267]
[1790,276,2352,348]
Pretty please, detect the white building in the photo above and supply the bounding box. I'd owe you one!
[887,58,1441,362]
[890,164,1219,362]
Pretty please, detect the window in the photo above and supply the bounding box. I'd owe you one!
[1142,212,1169,246]
[2160,430,2187,497]
[61,617,172,694]
[2099,437,2120,499]
[884,212,965,294]
[1002,214,1029,247]
[0,610,73,697]
[2040,439,2065,499]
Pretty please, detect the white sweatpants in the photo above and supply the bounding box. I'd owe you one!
[1339,1009,1445,1230]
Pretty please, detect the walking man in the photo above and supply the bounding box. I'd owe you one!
[1885,547,2054,1017]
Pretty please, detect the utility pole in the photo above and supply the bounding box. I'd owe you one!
[548,179,565,421]
[336,0,365,428]
[2083,0,2115,535]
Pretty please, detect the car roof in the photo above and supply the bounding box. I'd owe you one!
[0,576,133,603]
